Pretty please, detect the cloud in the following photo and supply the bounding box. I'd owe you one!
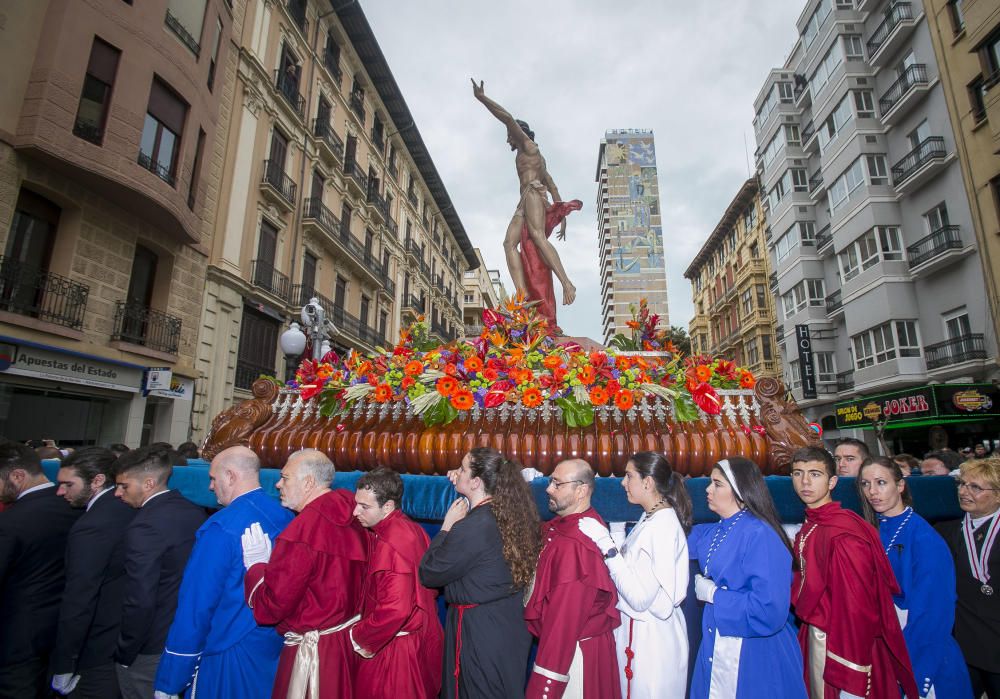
[361,0,802,340]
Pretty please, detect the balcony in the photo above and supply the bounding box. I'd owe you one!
[402,294,426,317]
[333,222,379,284]
[836,370,855,393]
[407,189,418,209]
[815,225,833,253]
[302,197,341,243]
[250,259,291,303]
[137,151,175,187]
[735,260,765,285]
[313,119,344,165]
[768,272,778,291]
[289,284,334,313]
[867,3,917,68]
[235,359,275,391]
[366,184,388,224]
[826,289,844,316]
[907,225,967,276]
[891,137,947,194]
[342,158,368,199]
[72,116,103,145]
[385,217,399,238]
[465,324,485,337]
[286,0,308,36]
[111,300,181,355]
[809,172,824,196]
[349,92,366,124]
[879,64,930,125]
[323,49,342,85]
[327,304,385,349]
[260,160,297,211]
[274,70,305,119]
[405,238,431,279]
[371,127,385,155]
[165,8,200,56]
[0,256,88,331]
[376,265,395,299]
[925,334,987,371]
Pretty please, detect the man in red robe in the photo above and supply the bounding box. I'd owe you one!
[524,459,621,699]
[790,447,918,699]
[241,449,367,699]
[350,468,443,699]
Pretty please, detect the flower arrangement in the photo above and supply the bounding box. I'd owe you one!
[288,295,756,428]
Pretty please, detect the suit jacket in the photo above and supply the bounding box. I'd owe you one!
[115,489,206,666]
[0,485,81,664]
[51,489,137,673]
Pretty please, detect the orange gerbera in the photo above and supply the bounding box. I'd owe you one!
[404,360,423,376]
[510,367,535,384]
[694,364,713,383]
[542,355,563,369]
[444,363,458,377]
[464,356,484,372]
[615,355,633,371]
[615,389,635,411]
[740,371,756,389]
[450,389,475,410]
[373,384,393,403]
[589,386,610,406]
[436,376,458,396]
[522,387,543,408]
[578,365,596,385]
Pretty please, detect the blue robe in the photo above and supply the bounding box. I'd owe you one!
[154,488,294,698]
[879,509,973,699]
[688,512,807,699]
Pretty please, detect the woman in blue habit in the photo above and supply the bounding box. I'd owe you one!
[857,456,973,699]
[687,457,807,699]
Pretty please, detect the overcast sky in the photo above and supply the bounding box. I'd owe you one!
[362,0,804,341]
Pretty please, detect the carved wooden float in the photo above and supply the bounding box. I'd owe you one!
[202,376,821,476]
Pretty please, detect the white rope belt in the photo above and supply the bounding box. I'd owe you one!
[283,614,361,699]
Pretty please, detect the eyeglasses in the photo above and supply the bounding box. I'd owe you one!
[549,479,584,490]
[957,480,1000,495]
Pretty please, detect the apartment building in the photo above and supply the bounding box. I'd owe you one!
[753,0,998,453]
[0,0,232,447]
[462,248,503,337]
[596,129,669,344]
[684,178,781,381]
[925,0,1000,345]
[193,0,476,438]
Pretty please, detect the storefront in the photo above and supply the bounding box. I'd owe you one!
[0,337,194,448]
[834,383,1000,456]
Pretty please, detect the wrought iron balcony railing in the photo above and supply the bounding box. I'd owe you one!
[836,371,855,392]
[323,49,342,84]
[261,159,297,204]
[343,158,369,193]
[826,289,843,314]
[250,259,291,302]
[0,256,89,329]
[312,119,344,160]
[137,151,175,186]
[274,69,305,117]
[73,117,103,145]
[891,136,945,184]
[302,198,341,238]
[111,300,181,354]
[165,8,201,56]
[235,359,275,391]
[907,225,961,267]
[349,92,365,122]
[925,334,986,370]
[879,63,928,114]
[867,3,913,57]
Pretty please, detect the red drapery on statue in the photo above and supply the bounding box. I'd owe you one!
[519,199,582,333]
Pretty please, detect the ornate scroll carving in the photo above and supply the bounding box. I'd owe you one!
[201,379,280,460]
[754,377,822,472]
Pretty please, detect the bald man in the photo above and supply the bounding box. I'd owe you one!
[152,447,293,699]
[523,460,622,699]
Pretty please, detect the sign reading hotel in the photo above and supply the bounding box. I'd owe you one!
[835,384,997,430]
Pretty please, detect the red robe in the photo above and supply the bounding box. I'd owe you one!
[524,508,622,699]
[519,198,583,332]
[244,489,368,699]
[353,509,444,699]
[791,501,918,699]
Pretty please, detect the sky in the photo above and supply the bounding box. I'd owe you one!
[362,0,804,341]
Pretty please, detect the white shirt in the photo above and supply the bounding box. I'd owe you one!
[971,510,999,529]
[87,487,114,512]
[17,482,55,500]
[141,489,171,507]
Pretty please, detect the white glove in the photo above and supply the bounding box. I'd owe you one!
[609,521,626,547]
[154,692,180,699]
[695,573,717,603]
[51,673,80,695]
[241,522,272,569]
[578,517,615,555]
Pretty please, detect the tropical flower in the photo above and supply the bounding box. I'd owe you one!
[451,390,475,410]
[483,367,500,382]
[436,376,457,396]
[522,387,543,408]
[606,378,622,396]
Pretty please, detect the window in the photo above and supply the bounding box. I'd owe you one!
[775,226,800,262]
[207,17,222,90]
[334,275,347,308]
[379,310,388,341]
[746,339,760,366]
[782,281,820,318]
[741,288,754,316]
[792,168,809,192]
[839,230,881,280]
[807,279,826,305]
[324,33,342,82]
[944,308,972,340]
[760,133,782,168]
[947,0,965,33]
[925,202,950,233]
[828,157,865,212]
[236,307,279,390]
[165,0,206,55]
[74,38,120,145]
[817,94,852,152]
[187,128,205,210]
[139,78,187,186]
[464,293,474,304]
[843,35,864,60]
[853,321,919,368]
[802,0,832,48]
[799,221,816,245]
[360,295,370,327]
[969,76,987,123]
[2,190,61,318]
[811,40,844,95]
[908,119,931,150]
[785,124,801,146]
[816,352,836,383]
[877,226,903,260]
[853,90,876,118]
[787,360,802,389]
[762,335,773,360]
[866,155,889,185]
[895,321,920,356]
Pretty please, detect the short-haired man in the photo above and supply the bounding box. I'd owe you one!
[973,443,989,459]
[834,437,869,477]
[922,450,962,477]
[0,442,80,697]
[242,449,368,699]
[152,446,293,699]
[523,459,621,699]
[350,468,444,698]
[113,445,206,699]
[50,447,136,698]
[789,446,918,699]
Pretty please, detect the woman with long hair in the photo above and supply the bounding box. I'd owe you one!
[687,457,806,699]
[418,448,541,699]
[857,456,973,699]
[577,451,691,698]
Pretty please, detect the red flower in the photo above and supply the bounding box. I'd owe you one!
[615,390,634,411]
[436,377,458,396]
[543,355,563,369]
[714,359,737,381]
[606,378,622,396]
[589,351,608,368]
[373,384,393,403]
[483,367,500,382]
[615,355,633,371]
[444,363,458,377]
[486,357,503,371]
[690,382,722,415]
[589,386,609,406]
[401,376,415,390]
[578,365,596,385]
[450,390,475,410]
[300,384,322,401]
[552,366,568,383]
[483,389,507,408]
[482,308,503,329]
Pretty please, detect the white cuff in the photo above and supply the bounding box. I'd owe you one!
[532,663,569,683]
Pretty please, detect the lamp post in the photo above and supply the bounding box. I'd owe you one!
[280,298,337,379]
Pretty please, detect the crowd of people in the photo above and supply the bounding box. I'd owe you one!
[0,438,998,699]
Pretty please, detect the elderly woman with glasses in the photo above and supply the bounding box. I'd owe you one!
[938,456,1000,699]
[857,456,973,699]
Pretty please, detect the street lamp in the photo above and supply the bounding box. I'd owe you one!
[280,298,338,379]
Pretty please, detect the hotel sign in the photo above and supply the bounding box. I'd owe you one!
[835,384,998,429]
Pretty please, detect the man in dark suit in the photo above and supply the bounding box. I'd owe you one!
[113,445,206,699]
[50,447,137,698]
[0,441,81,698]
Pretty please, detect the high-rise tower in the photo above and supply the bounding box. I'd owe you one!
[596,130,668,344]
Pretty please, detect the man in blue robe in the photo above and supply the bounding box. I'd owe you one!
[152,446,293,699]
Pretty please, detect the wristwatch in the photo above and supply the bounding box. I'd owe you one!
[604,547,619,560]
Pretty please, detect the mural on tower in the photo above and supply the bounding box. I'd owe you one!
[604,134,664,275]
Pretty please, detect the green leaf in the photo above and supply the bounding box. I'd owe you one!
[609,333,637,351]
[555,396,594,428]
[318,390,345,418]
[422,395,458,426]
[673,393,699,422]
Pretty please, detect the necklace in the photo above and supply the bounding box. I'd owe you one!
[645,497,668,517]
[705,510,746,576]
[880,507,913,555]
[797,522,819,594]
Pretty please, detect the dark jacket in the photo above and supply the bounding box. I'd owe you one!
[115,489,206,666]
[51,489,137,673]
[0,484,81,664]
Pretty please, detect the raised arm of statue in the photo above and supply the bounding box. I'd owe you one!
[471,78,529,147]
